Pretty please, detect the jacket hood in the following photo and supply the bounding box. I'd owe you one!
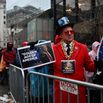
[92,41,100,52]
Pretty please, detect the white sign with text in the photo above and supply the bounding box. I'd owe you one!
[60,81,78,95]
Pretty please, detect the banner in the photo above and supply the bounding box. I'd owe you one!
[17,41,55,70]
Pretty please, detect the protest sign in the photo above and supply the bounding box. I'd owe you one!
[60,81,78,95]
[17,41,55,70]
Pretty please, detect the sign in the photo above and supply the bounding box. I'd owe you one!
[17,41,55,70]
[60,81,78,95]
[61,60,75,74]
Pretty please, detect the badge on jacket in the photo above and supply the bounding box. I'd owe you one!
[61,60,76,74]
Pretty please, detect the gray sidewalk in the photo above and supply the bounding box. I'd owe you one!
[0,84,9,96]
[0,84,13,103]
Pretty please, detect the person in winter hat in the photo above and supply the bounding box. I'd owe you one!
[89,41,100,60]
[52,16,96,103]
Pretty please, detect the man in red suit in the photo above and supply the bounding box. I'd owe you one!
[53,16,96,103]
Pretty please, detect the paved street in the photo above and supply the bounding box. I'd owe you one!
[0,84,14,103]
[0,84,9,96]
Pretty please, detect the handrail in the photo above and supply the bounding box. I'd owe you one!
[28,71,103,90]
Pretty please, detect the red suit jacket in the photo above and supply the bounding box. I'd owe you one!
[53,40,95,103]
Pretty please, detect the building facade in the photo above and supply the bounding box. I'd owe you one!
[0,0,7,48]
[7,5,43,27]
[7,5,43,47]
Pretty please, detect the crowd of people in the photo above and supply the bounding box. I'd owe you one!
[0,16,103,103]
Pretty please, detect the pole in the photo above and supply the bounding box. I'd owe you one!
[75,0,79,23]
[11,25,14,43]
[63,0,66,16]
[52,0,57,40]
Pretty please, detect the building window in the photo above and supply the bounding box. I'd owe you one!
[8,20,10,23]
[8,20,11,23]
[4,42,5,46]
[4,10,6,14]
[4,21,6,24]
[3,5,5,8]
[4,16,6,19]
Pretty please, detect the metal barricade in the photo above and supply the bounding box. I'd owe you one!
[9,64,103,103]
[9,64,25,103]
[26,71,103,103]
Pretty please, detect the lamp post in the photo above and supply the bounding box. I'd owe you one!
[75,0,79,23]
[10,25,14,43]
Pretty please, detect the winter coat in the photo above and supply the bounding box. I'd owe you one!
[53,40,95,103]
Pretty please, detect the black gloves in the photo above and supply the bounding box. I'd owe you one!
[28,41,38,50]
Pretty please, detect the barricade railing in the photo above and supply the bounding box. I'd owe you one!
[9,64,103,103]
[26,71,103,103]
[9,64,26,103]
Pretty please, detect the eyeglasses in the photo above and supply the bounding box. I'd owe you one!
[64,30,74,35]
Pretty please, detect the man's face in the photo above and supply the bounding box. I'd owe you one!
[7,43,13,51]
[60,26,74,43]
